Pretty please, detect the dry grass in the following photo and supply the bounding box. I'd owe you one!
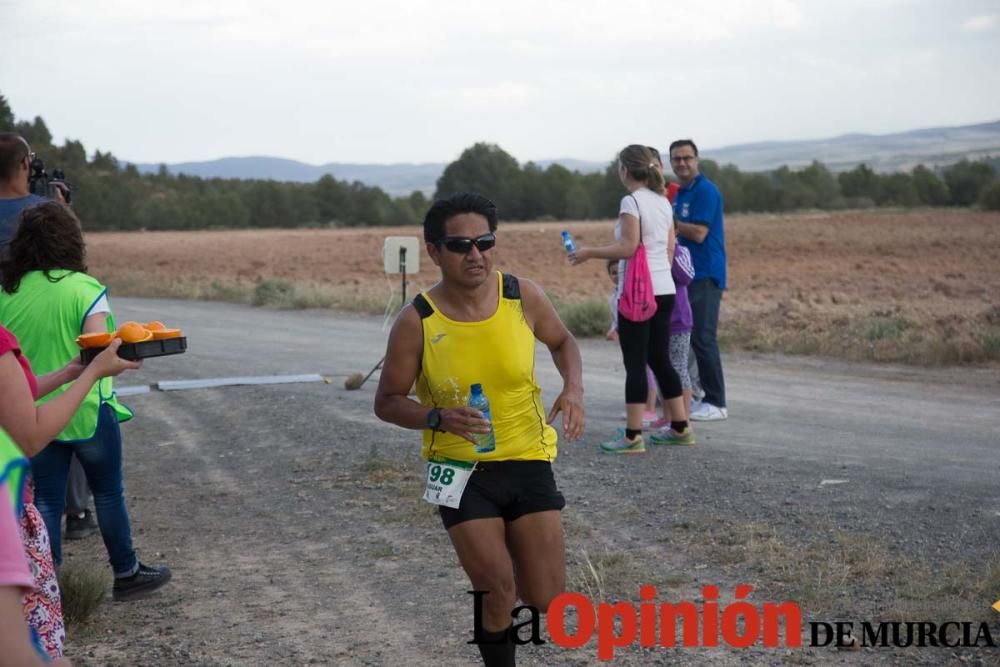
[58,561,110,629]
[105,271,388,313]
[561,508,595,539]
[566,548,643,602]
[666,517,1000,623]
[368,537,397,560]
[86,210,1000,365]
[885,555,1000,622]
[721,307,1000,365]
[355,445,418,485]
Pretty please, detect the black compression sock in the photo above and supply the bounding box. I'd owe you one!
[476,626,515,667]
[671,420,689,432]
[625,428,641,440]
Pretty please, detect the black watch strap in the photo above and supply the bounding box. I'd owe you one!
[426,407,443,431]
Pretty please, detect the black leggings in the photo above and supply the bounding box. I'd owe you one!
[618,294,683,404]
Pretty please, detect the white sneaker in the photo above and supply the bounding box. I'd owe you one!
[690,402,728,421]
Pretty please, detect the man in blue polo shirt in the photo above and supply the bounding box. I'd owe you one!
[0,133,46,249]
[670,139,727,421]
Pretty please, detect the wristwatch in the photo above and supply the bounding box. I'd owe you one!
[426,407,443,432]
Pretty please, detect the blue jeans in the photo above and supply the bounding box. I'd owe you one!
[688,279,726,408]
[31,404,138,576]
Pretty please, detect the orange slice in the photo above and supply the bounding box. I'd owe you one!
[117,321,153,343]
[144,321,167,331]
[151,328,182,340]
[76,332,113,349]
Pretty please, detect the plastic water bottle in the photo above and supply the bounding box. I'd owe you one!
[561,230,577,255]
[468,383,496,454]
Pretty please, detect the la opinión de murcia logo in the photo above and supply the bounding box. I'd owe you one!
[469,588,1000,661]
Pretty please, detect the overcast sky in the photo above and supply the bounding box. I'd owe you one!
[2,0,998,165]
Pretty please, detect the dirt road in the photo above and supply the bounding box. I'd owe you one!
[64,298,1000,666]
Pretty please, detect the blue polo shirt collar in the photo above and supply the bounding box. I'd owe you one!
[679,173,704,193]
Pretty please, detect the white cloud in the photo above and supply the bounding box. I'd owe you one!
[962,14,998,32]
[452,82,533,113]
[38,0,804,49]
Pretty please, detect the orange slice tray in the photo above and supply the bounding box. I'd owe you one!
[80,337,187,365]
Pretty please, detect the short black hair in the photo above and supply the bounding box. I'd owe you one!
[423,192,498,244]
[669,139,699,157]
[0,133,29,182]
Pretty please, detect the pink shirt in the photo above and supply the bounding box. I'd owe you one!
[0,325,38,399]
[0,483,32,591]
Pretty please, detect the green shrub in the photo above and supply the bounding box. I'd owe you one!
[558,300,610,338]
[206,280,250,302]
[976,326,1000,360]
[252,279,296,307]
[58,562,109,629]
[978,181,1000,211]
[860,315,910,342]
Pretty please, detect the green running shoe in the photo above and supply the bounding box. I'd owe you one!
[650,426,695,446]
[600,433,646,454]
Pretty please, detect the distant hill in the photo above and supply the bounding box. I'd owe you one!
[131,119,1000,194]
[130,157,613,196]
[706,120,1000,173]
[131,157,448,196]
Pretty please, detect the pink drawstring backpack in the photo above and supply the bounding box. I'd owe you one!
[617,195,657,322]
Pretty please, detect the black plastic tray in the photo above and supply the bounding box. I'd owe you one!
[80,336,187,365]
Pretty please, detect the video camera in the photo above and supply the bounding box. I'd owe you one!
[28,155,73,205]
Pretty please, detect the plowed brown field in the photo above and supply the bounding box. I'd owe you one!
[86,209,1000,364]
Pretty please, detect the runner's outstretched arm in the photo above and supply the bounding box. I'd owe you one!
[519,278,585,441]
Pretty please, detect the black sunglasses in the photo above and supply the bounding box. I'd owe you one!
[436,232,496,254]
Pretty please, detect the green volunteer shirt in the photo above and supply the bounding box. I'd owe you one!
[0,433,27,513]
[0,270,132,442]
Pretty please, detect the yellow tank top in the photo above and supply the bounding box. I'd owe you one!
[415,272,558,463]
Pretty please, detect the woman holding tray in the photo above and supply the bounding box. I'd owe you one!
[0,201,172,602]
[1,321,138,658]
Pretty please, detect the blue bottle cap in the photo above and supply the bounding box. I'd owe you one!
[471,383,483,393]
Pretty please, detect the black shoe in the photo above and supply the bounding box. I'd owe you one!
[64,510,98,540]
[112,562,172,601]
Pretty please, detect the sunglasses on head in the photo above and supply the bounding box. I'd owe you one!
[436,232,496,254]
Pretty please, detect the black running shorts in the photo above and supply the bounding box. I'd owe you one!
[438,460,566,530]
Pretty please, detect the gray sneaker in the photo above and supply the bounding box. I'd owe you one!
[690,402,728,422]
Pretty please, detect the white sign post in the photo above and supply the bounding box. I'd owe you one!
[355,237,422,390]
[383,236,420,276]
[383,236,419,307]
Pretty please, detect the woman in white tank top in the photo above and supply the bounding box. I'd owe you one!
[567,144,694,453]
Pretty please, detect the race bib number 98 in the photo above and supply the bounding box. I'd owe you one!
[423,458,476,508]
